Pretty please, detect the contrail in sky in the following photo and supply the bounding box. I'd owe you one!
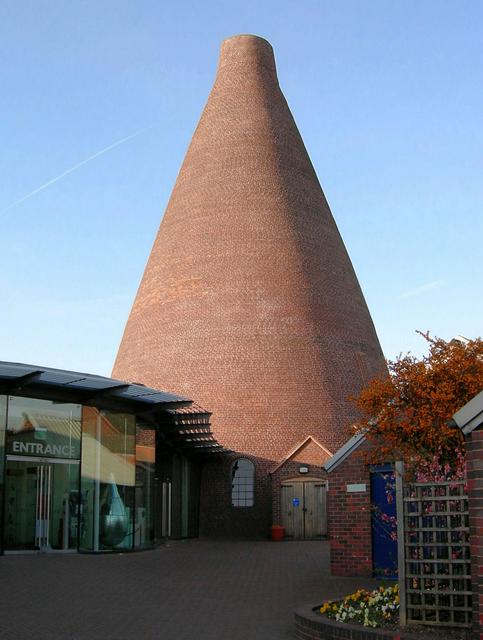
[399,279,444,299]
[0,126,151,216]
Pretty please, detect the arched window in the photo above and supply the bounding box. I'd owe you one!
[231,458,254,507]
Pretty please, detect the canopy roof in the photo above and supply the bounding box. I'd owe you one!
[0,361,224,454]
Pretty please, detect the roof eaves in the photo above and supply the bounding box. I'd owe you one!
[452,391,483,435]
[0,360,190,409]
[270,435,333,475]
[323,432,366,473]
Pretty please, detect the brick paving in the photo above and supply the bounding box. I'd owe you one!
[0,540,378,640]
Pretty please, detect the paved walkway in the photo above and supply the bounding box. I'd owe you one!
[0,540,378,640]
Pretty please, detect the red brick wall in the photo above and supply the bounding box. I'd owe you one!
[327,447,372,577]
[466,427,483,640]
[112,34,385,462]
[199,452,272,538]
[112,34,385,536]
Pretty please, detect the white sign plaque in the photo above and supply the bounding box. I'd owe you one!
[346,483,366,493]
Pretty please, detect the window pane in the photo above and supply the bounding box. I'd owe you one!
[6,396,81,459]
[231,458,254,507]
[80,407,135,552]
[134,425,155,549]
[0,395,6,550]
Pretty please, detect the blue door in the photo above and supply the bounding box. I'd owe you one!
[370,466,397,578]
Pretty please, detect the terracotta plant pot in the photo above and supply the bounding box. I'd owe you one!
[270,525,285,541]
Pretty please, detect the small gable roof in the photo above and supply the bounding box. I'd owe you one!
[270,435,332,474]
[453,391,483,435]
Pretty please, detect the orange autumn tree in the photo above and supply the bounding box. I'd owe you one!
[352,332,483,471]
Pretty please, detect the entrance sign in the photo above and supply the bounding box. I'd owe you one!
[11,441,76,458]
[6,396,82,460]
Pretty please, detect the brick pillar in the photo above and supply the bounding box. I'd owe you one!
[327,454,372,576]
[466,428,483,640]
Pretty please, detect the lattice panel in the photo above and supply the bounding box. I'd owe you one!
[400,480,471,627]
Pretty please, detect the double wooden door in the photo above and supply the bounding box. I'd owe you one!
[281,480,327,540]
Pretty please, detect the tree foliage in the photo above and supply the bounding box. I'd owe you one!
[352,332,483,466]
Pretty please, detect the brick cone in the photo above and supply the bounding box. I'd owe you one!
[113,34,385,461]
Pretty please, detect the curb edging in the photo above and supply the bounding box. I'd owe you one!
[294,605,437,640]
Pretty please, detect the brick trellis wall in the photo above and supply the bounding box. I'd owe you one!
[326,443,372,576]
[466,427,483,640]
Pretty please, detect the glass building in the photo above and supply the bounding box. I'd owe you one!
[0,362,221,554]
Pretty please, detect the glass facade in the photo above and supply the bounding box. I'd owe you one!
[163,453,201,539]
[0,396,159,554]
[0,396,6,544]
[6,396,81,459]
[80,407,135,552]
[134,426,155,549]
[4,459,79,551]
[3,398,82,551]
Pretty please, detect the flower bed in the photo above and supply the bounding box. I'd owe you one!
[294,605,471,640]
[294,584,470,640]
[319,585,399,628]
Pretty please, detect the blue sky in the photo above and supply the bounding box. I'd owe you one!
[1,1,482,376]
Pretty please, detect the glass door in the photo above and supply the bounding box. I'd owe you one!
[4,457,80,551]
[35,464,51,549]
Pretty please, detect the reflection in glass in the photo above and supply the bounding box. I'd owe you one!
[3,459,79,551]
[6,396,81,459]
[135,426,155,549]
[99,473,128,546]
[0,396,6,549]
[80,407,135,552]
[231,458,255,507]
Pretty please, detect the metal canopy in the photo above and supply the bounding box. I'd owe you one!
[0,361,225,455]
[0,361,189,407]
